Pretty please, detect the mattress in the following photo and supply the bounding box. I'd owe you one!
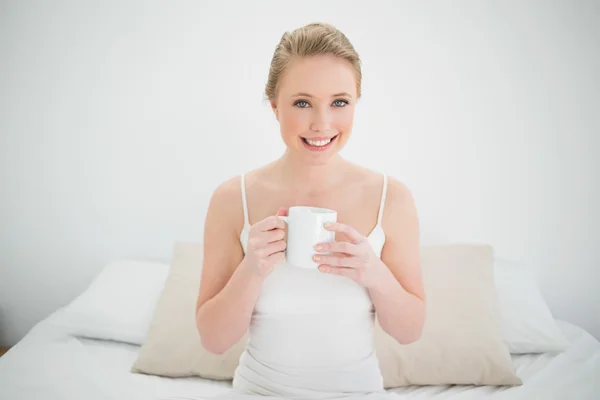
[0,310,598,400]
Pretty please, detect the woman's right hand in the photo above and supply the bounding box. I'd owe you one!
[242,207,288,276]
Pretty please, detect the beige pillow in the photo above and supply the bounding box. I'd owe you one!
[132,242,521,387]
[375,244,521,386]
[131,242,246,380]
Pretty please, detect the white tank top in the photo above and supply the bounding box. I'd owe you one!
[233,174,389,399]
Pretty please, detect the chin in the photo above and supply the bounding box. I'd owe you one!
[301,145,342,166]
[305,155,333,166]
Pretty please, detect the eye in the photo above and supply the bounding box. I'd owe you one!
[294,100,310,108]
[333,99,349,107]
[294,99,350,108]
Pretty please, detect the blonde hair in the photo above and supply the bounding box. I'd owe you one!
[265,22,362,101]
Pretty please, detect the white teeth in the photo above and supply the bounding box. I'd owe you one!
[305,138,331,147]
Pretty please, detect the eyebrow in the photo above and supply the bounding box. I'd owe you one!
[291,92,353,98]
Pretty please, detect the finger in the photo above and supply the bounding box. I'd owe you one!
[276,207,288,217]
[266,250,286,265]
[324,222,365,244]
[315,241,358,255]
[313,254,358,268]
[318,265,356,279]
[262,239,287,257]
[259,250,286,269]
[264,228,286,243]
[250,229,284,250]
[259,215,287,231]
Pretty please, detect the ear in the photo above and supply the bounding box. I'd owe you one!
[270,100,279,121]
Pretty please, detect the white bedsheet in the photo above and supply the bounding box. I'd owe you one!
[0,309,598,400]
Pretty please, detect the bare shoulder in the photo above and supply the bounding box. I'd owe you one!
[241,162,278,190]
[197,175,246,310]
[345,164,410,201]
[206,175,244,236]
[385,176,415,208]
[211,175,243,201]
[206,163,274,230]
[211,175,242,201]
[381,176,419,236]
[345,163,384,190]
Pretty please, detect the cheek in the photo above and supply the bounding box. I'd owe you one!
[280,109,310,136]
[335,108,355,132]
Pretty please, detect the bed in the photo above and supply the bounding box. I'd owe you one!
[0,309,598,399]
[1,244,599,399]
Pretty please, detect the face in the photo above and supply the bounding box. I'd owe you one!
[271,54,357,166]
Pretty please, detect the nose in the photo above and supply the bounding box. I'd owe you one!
[310,107,333,133]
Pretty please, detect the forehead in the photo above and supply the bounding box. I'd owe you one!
[278,54,357,98]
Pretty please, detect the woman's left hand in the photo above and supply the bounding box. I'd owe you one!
[313,222,387,288]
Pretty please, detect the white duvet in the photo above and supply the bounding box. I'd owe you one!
[0,310,598,400]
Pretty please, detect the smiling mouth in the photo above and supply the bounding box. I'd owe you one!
[301,134,339,147]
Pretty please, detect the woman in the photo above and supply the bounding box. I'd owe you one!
[195,22,426,399]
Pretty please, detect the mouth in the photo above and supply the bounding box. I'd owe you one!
[300,134,339,152]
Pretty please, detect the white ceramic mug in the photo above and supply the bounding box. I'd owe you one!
[278,206,337,269]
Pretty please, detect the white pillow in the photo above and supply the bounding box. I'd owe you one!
[494,258,570,354]
[56,259,170,345]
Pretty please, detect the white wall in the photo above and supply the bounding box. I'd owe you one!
[1,1,598,347]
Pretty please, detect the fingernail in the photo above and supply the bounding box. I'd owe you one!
[313,255,321,261]
[324,223,333,228]
[315,244,324,251]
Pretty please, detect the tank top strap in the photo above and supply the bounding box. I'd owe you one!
[377,174,388,225]
[240,173,249,226]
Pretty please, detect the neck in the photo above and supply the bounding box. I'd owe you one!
[275,150,348,195]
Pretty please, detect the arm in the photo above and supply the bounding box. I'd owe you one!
[195,177,287,354]
[368,178,426,344]
[315,177,426,344]
[195,178,264,354]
